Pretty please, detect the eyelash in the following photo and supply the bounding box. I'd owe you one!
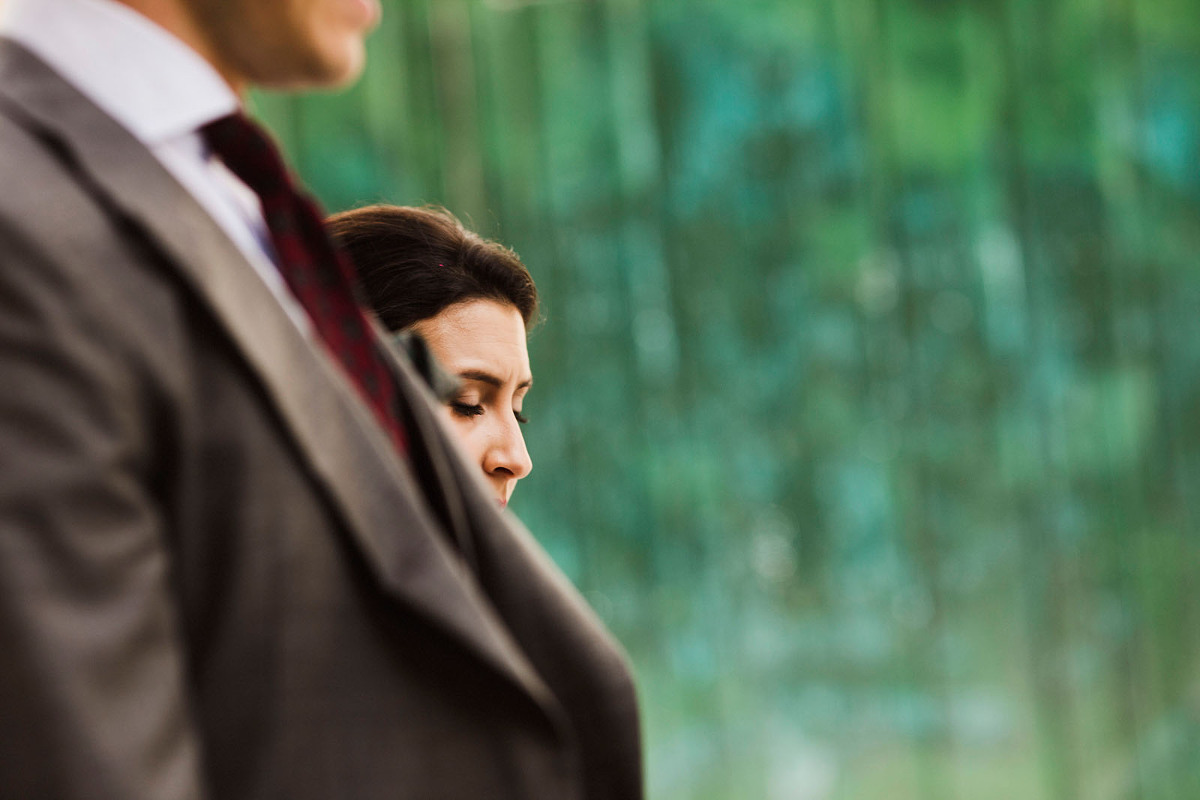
[450,401,484,418]
[450,402,529,425]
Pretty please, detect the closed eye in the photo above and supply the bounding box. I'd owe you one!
[450,401,484,418]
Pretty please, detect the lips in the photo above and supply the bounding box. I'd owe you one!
[345,0,381,30]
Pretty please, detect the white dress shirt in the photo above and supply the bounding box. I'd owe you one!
[0,0,310,331]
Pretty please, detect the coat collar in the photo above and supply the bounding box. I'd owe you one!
[0,0,238,147]
[0,37,564,728]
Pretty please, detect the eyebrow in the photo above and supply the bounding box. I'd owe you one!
[457,369,532,390]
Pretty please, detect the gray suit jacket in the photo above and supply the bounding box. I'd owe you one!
[0,39,642,800]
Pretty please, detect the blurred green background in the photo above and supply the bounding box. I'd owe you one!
[255,0,1200,797]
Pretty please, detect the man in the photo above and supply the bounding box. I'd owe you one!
[0,1,643,798]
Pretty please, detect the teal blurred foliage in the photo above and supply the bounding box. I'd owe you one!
[254,0,1200,797]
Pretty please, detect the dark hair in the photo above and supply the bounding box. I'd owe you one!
[327,204,539,333]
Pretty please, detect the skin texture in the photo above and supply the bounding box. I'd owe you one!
[411,300,534,507]
[118,0,380,92]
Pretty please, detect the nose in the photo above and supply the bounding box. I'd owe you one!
[482,415,533,482]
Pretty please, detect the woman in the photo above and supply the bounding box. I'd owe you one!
[327,204,537,507]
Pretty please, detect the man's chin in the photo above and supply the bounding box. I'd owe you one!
[250,45,366,91]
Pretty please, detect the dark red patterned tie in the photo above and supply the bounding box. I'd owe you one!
[202,113,406,453]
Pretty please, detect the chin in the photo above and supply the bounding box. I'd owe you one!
[303,54,365,88]
[318,42,367,86]
[251,42,366,89]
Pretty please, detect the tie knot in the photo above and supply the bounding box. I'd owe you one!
[201,112,291,198]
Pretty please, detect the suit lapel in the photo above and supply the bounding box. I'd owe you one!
[0,39,561,720]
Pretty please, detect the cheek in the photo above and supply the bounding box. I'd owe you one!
[442,410,488,466]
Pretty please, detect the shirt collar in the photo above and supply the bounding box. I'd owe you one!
[0,0,239,145]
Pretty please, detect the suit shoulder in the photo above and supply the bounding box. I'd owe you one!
[0,108,109,250]
[0,107,189,377]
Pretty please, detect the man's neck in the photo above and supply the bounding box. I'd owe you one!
[112,0,246,94]
[0,0,241,144]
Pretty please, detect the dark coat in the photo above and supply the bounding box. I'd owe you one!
[0,38,642,800]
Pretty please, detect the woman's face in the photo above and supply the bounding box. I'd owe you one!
[411,299,533,507]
